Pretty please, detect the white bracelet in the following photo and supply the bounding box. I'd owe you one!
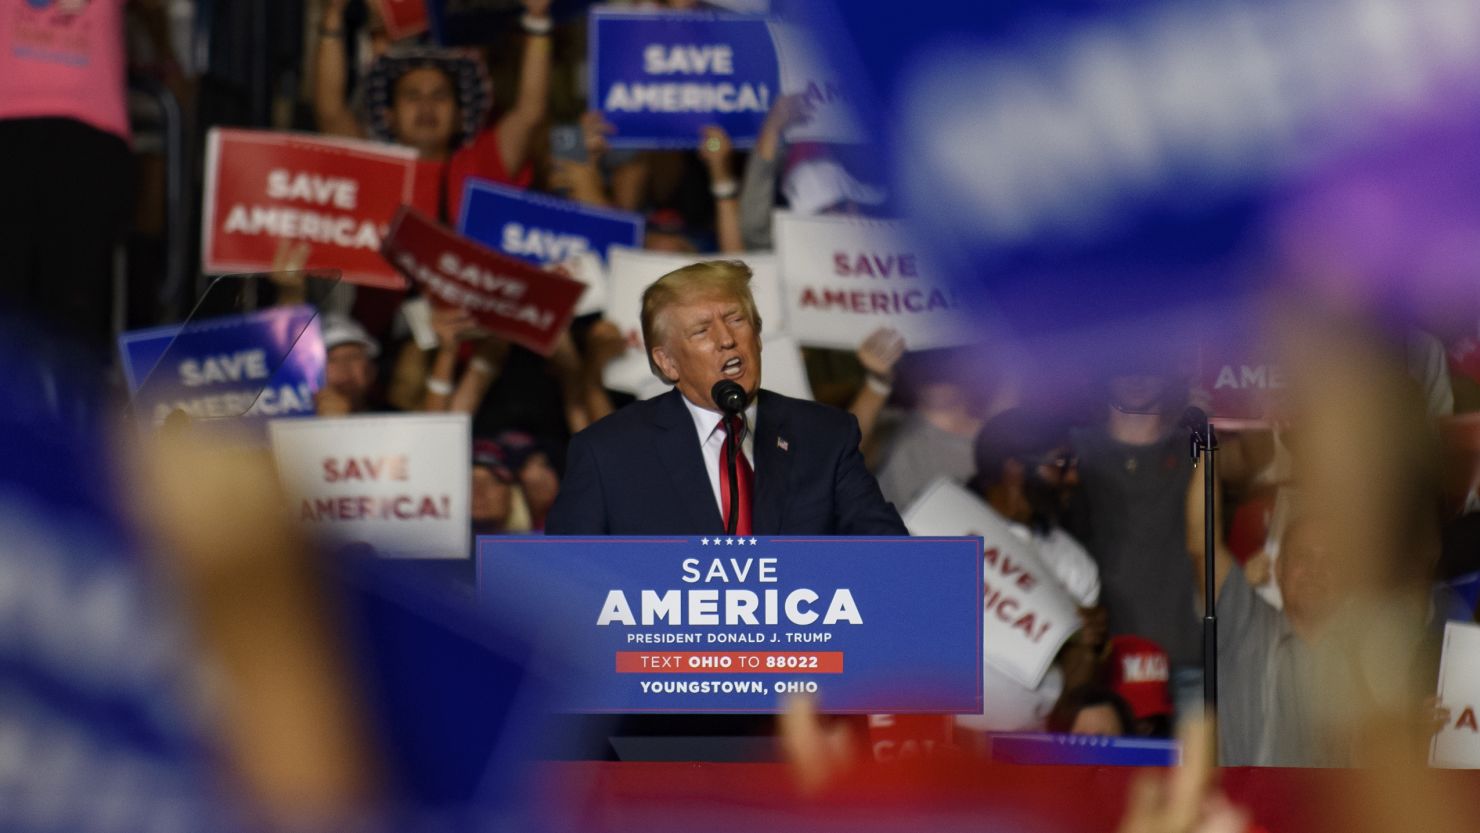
[865,373,893,395]
[426,377,454,396]
[711,180,739,200]
[470,356,497,377]
[521,13,553,35]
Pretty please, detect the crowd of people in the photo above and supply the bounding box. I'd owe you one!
[6,1,1480,829]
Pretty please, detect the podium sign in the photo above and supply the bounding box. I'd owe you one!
[985,733,1181,767]
[477,536,982,714]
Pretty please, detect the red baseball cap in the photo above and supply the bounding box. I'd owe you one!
[1106,635,1173,720]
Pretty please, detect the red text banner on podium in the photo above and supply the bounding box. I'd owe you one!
[203,128,417,289]
[476,536,983,714]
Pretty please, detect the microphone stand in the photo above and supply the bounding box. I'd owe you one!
[1189,415,1219,722]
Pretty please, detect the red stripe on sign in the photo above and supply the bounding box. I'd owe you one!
[615,651,844,673]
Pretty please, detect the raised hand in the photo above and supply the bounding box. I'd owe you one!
[699,124,735,178]
[430,304,479,350]
[857,327,906,382]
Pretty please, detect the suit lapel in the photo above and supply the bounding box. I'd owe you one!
[751,390,792,534]
[650,389,726,534]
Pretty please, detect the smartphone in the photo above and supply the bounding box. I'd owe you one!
[550,124,586,164]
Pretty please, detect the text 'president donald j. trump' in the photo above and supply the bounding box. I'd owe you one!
[546,260,908,536]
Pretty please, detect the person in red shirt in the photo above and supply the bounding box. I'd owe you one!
[312,0,551,338]
[313,0,550,222]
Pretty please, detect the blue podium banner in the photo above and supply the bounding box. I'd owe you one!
[985,733,1181,767]
[476,536,982,714]
[118,305,324,425]
[590,10,780,148]
[458,179,645,266]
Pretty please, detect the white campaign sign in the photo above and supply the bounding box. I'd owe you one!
[1431,621,1480,768]
[269,413,471,559]
[602,247,785,395]
[903,478,1080,688]
[560,250,610,318]
[774,211,975,351]
[772,22,866,144]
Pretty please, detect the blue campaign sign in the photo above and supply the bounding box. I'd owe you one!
[590,10,780,148]
[458,179,645,266]
[987,733,1181,767]
[477,536,982,714]
[118,304,325,425]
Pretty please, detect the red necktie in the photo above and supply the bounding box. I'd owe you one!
[718,415,754,535]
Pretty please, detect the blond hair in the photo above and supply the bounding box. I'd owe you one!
[640,260,763,380]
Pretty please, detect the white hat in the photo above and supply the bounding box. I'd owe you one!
[782,154,888,216]
[954,664,1064,733]
[321,314,381,359]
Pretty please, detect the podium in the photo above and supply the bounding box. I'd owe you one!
[477,536,983,760]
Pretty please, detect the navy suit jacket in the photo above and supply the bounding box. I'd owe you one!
[546,388,907,535]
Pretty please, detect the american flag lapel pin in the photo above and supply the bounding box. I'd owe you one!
[777,437,789,452]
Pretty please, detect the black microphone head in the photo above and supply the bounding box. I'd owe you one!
[1181,405,1209,432]
[711,379,748,414]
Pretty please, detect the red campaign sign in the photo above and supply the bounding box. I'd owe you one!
[373,0,429,41]
[203,128,417,290]
[383,206,587,356]
[866,714,956,763]
[1198,344,1287,426]
[1450,335,1480,385]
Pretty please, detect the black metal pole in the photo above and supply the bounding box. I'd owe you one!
[1202,422,1219,720]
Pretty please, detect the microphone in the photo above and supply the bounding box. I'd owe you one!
[1180,405,1209,433]
[711,379,748,415]
[1181,405,1213,461]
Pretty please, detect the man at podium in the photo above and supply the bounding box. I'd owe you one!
[547,260,906,537]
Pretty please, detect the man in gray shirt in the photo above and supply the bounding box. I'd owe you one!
[1203,516,1341,766]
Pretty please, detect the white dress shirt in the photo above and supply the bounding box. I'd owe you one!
[681,393,758,518]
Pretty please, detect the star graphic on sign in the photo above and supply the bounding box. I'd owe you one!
[749,537,758,546]
[701,537,710,546]
[725,537,734,545]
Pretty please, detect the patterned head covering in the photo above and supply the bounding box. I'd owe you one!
[363,45,493,150]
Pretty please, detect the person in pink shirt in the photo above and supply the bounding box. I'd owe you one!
[0,0,139,354]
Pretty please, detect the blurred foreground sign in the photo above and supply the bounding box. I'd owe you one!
[903,479,1080,689]
[384,206,587,356]
[203,129,416,289]
[775,211,975,350]
[1432,621,1480,768]
[119,305,324,426]
[270,413,472,559]
[477,536,982,713]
